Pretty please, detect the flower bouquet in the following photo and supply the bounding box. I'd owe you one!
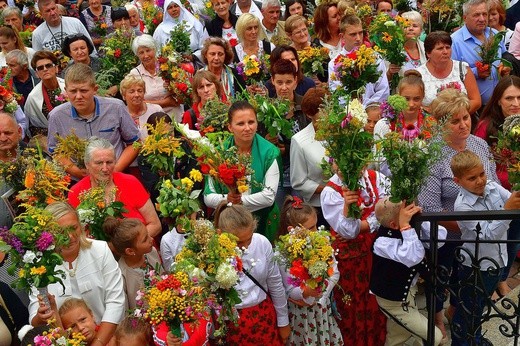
[142,1,163,35]
[315,96,373,219]
[476,31,509,78]
[135,271,211,338]
[76,186,126,241]
[495,114,520,191]
[380,94,408,123]
[379,131,442,203]
[157,22,195,104]
[369,13,409,89]
[19,24,37,47]
[0,67,24,108]
[422,0,462,34]
[330,44,381,98]
[197,0,216,21]
[236,54,270,86]
[92,16,109,37]
[249,93,293,139]
[134,118,186,177]
[356,4,373,30]
[97,28,139,90]
[173,219,243,338]
[379,94,435,138]
[53,130,88,169]
[190,136,252,194]
[298,46,329,78]
[29,318,87,346]
[156,169,203,230]
[198,97,230,135]
[52,50,70,74]
[0,206,70,299]
[274,225,335,294]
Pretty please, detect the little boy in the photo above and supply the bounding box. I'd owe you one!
[451,150,520,346]
[370,197,443,346]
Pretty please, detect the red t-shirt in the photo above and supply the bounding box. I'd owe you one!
[68,172,150,223]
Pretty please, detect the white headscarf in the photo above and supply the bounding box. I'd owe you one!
[160,0,198,32]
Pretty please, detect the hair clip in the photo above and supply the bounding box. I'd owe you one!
[291,196,303,209]
[227,202,233,207]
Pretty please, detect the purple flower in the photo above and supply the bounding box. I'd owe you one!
[340,114,352,129]
[380,101,396,121]
[403,124,420,141]
[0,227,25,255]
[287,276,303,288]
[35,232,54,251]
[33,335,52,346]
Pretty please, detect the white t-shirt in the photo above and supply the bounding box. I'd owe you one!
[32,17,94,52]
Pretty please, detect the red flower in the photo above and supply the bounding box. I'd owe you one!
[289,258,310,280]
[218,163,236,186]
[235,256,243,272]
[114,48,121,58]
[347,51,358,59]
[180,62,195,75]
[176,82,188,93]
[0,86,8,97]
[229,38,238,47]
[153,18,159,25]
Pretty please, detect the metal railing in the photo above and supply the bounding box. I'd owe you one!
[413,210,520,345]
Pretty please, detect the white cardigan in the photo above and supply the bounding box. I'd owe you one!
[24,78,66,130]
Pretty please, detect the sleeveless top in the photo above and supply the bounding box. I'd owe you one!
[415,60,468,107]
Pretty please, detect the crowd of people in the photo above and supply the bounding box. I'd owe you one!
[1,0,520,345]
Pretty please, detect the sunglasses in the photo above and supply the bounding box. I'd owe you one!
[36,63,55,71]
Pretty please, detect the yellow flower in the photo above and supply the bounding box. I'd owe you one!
[205,1,212,8]
[30,266,47,275]
[237,184,248,193]
[181,177,194,191]
[382,32,393,43]
[18,269,25,278]
[164,179,173,189]
[189,169,203,182]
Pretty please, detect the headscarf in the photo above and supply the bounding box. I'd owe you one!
[160,0,198,33]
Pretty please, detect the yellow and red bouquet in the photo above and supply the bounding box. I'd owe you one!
[298,46,329,77]
[275,225,335,293]
[29,318,86,346]
[142,1,163,35]
[236,54,270,86]
[495,114,520,191]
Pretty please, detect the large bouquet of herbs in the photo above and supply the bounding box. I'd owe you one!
[53,130,88,169]
[495,114,520,191]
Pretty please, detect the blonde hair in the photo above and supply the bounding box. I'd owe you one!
[65,63,96,87]
[214,202,257,235]
[430,88,470,122]
[450,150,483,178]
[285,14,307,35]
[374,197,401,228]
[236,13,261,42]
[58,298,93,317]
[115,316,153,344]
[44,202,91,249]
[398,70,424,96]
[120,74,146,96]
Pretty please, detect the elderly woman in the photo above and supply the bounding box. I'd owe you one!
[205,0,238,43]
[182,70,225,130]
[387,10,427,81]
[204,101,281,242]
[285,15,310,51]
[0,25,34,67]
[129,34,180,121]
[120,74,163,140]
[62,34,100,71]
[29,201,126,345]
[418,88,500,342]
[313,1,341,59]
[290,87,329,227]
[232,13,274,64]
[68,138,162,237]
[475,75,520,297]
[416,31,481,115]
[24,50,66,137]
[79,0,113,47]
[201,37,245,99]
[153,0,208,55]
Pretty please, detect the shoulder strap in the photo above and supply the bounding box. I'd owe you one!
[189,108,197,128]
[262,40,271,54]
[459,60,465,82]
[243,269,268,295]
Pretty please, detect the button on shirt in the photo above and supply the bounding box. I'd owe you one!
[455,181,512,270]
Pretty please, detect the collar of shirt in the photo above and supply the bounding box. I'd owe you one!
[71,97,100,121]
[461,25,494,43]
[458,180,494,205]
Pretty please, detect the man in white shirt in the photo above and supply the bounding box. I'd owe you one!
[230,0,263,21]
[32,0,94,52]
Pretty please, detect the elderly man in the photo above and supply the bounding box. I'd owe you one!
[259,0,288,45]
[47,63,139,180]
[1,6,23,32]
[230,0,263,20]
[32,0,93,51]
[451,0,509,106]
[5,50,39,109]
[0,112,23,228]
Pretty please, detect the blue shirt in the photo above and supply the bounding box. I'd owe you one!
[451,25,505,104]
[454,180,511,269]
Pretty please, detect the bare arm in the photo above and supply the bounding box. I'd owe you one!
[463,67,482,114]
[138,199,162,237]
[114,145,139,172]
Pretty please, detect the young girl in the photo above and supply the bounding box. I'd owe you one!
[279,196,343,346]
[320,163,390,345]
[115,315,154,346]
[59,298,98,345]
[213,202,290,345]
[103,217,164,309]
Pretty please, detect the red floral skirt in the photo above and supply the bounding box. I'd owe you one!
[225,297,283,346]
[332,231,387,346]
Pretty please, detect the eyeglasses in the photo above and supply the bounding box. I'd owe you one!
[291,28,308,36]
[36,63,55,71]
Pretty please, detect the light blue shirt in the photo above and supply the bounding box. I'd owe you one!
[451,26,505,104]
[454,180,511,270]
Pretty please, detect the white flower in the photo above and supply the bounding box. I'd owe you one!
[347,98,368,126]
[384,20,396,27]
[22,251,36,263]
[134,309,143,317]
[215,263,239,289]
[56,336,67,346]
[190,267,207,281]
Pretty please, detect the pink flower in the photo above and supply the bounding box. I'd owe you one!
[36,232,54,251]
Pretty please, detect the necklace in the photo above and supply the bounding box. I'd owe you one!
[65,257,78,278]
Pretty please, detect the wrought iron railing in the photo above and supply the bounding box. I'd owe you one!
[413,210,520,346]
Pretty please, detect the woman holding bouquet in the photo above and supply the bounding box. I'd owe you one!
[79,0,113,47]
[320,162,390,344]
[232,13,274,64]
[29,201,126,345]
[204,100,281,241]
[214,202,290,345]
[129,34,181,121]
[418,88,500,341]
